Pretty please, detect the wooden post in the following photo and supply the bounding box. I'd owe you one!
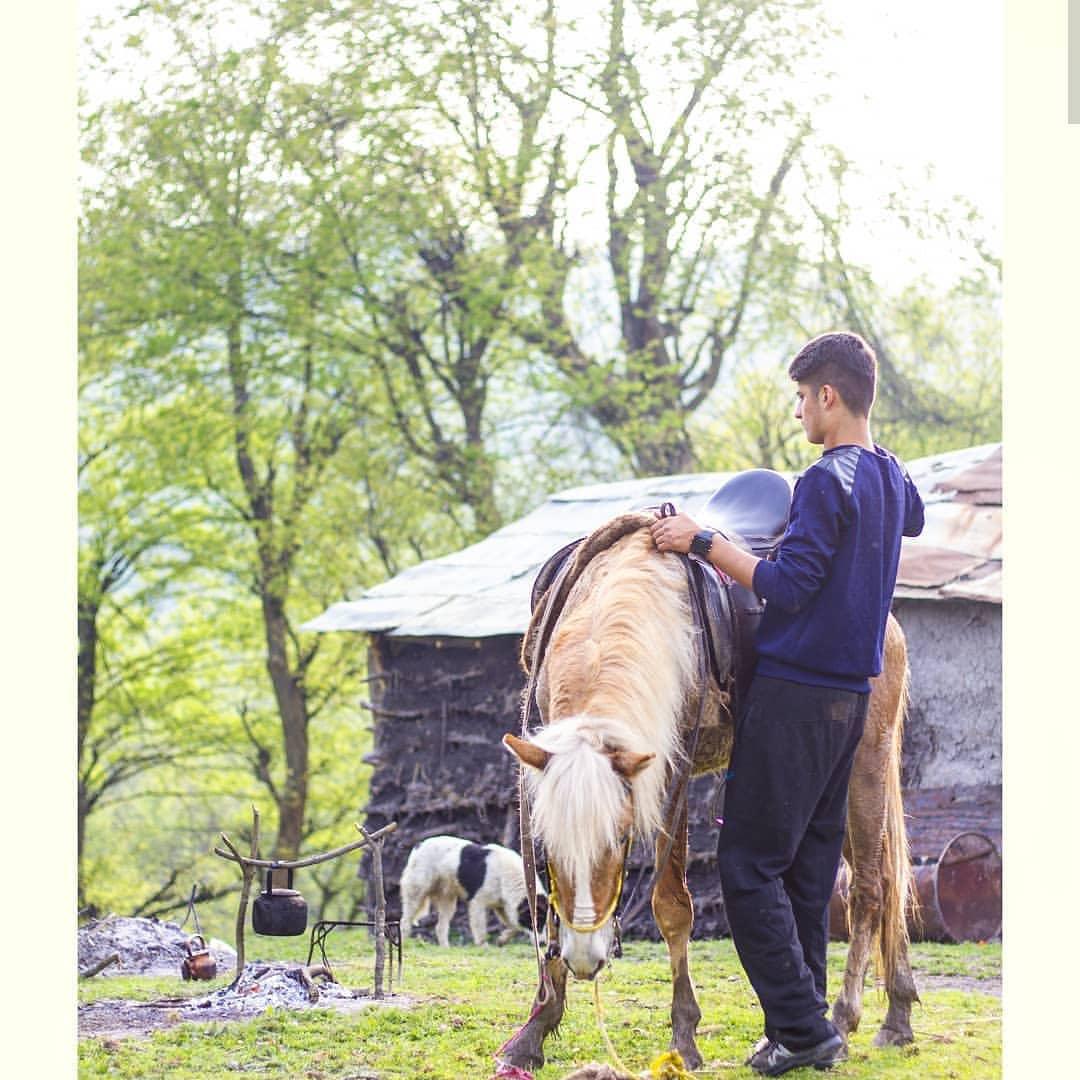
[220,806,260,980]
[362,826,387,998]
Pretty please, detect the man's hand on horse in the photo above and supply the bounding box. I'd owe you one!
[650,512,700,554]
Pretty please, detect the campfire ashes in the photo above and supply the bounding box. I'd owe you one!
[78,915,236,977]
[79,917,414,1040]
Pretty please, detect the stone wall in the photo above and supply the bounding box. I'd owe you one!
[893,599,1002,789]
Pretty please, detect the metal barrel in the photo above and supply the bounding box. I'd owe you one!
[826,830,1001,944]
[909,831,1001,943]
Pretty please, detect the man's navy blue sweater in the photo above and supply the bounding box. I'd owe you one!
[750,444,925,693]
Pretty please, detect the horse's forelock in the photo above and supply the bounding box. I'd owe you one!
[525,716,649,889]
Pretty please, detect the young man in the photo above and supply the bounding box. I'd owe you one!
[649,332,924,1076]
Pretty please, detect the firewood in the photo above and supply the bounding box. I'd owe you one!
[79,952,120,979]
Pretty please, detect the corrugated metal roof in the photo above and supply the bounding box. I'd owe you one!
[893,443,1001,602]
[302,470,741,637]
[303,441,1002,638]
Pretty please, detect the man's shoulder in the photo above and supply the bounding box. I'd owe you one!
[810,445,862,498]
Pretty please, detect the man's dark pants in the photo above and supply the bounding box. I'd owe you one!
[716,675,868,1050]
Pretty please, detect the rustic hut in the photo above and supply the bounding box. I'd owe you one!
[891,442,1002,859]
[304,443,1002,937]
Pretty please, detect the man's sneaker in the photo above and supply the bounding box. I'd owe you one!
[744,1035,772,1065]
[747,1033,845,1076]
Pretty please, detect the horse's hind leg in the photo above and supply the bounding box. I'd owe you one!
[831,787,879,1042]
[653,798,703,1071]
[833,626,918,1047]
[497,953,570,1071]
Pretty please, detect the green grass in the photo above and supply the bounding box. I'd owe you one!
[78,938,1001,1079]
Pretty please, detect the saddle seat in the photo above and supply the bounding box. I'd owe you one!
[699,468,792,556]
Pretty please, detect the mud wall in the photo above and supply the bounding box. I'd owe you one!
[359,634,526,938]
[892,599,1002,789]
[360,601,1001,942]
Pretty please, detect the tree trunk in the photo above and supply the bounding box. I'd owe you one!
[76,593,100,905]
[632,423,695,476]
[261,590,309,861]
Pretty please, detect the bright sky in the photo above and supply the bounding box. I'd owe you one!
[812,0,1002,277]
[79,0,1003,280]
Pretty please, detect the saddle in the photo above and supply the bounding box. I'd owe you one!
[529,469,792,712]
[691,468,792,703]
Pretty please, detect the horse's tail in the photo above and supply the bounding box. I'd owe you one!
[878,658,915,988]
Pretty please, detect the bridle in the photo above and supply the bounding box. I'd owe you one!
[545,832,633,936]
[515,505,723,990]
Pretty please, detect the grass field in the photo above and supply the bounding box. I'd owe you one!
[78,937,1001,1079]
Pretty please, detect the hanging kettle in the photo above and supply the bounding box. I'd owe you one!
[252,865,308,936]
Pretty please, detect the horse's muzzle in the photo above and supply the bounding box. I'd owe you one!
[560,924,615,980]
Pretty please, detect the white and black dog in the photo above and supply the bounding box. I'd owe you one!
[398,835,547,947]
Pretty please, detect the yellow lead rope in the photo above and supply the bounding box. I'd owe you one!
[591,973,696,1079]
[592,971,633,1076]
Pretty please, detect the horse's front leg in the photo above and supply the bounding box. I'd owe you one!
[652,800,703,1071]
[497,952,569,1071]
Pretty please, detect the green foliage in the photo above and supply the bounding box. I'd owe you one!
[78,940,1001,1078]
[79,0,1001,919]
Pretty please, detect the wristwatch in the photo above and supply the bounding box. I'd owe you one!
[690,530,716,559]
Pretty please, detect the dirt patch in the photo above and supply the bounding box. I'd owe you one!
[79,962,416,1040]
[917,973,1001,997]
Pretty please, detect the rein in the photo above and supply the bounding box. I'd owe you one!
[515,550,578,1001]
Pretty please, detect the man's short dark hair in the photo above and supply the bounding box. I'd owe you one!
[788,332,877,417]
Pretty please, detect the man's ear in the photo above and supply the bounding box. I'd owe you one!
[502,733,550,771]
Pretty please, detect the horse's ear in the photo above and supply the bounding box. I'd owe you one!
[502,733,550,771]
[608,749,655,779]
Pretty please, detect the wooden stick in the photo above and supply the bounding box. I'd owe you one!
[213,822,397,871]
[79,953,119,979]
[228,807,260,980]
[297,963,332,1002]
[362,827,388,999]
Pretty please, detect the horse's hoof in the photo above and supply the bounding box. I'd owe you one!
[674,1043,703,1071]
[830,1002,858,1037]
[872,1025,913,1048]
[501,1050,544,1071]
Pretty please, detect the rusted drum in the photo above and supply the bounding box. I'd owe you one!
[910,831,1001,943]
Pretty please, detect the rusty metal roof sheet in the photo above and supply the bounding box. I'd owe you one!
[894,442,1001,603]
[304,441,1002,637]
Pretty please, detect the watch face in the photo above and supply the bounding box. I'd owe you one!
[692,531,712,557]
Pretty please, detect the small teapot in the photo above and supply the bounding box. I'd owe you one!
[180,934,217,981]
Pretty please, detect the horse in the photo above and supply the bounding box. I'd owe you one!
[399,835,548,947]
[498,511,918,1072]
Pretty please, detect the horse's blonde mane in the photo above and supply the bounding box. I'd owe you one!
[526,528,697,887]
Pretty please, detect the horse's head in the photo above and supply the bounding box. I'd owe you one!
[503,724,655,979]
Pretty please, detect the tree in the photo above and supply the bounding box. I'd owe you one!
[81,0,398,864]
[349,0,830,475]
[77,391,191,904]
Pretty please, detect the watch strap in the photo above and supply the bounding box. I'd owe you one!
[690,530,716,558]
